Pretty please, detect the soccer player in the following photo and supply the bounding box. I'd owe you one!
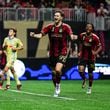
[0,48,6,89]
[1,28,23,90]
[78,23,102,94]
[30,10,77,97]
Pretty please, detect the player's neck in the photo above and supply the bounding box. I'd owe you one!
[9,35,14,39]
[86,32,92,36]
[55,21,62,27]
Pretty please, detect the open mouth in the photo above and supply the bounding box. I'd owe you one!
[54,18,58,21]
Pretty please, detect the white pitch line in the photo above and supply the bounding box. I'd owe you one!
[9,89,76,101]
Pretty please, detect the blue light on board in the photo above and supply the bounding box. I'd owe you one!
[19,63,110,80]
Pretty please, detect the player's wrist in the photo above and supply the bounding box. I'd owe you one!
[32,33,35,37]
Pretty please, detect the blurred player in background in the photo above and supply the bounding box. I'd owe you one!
[78,23,102,94]
[0,48,6,89]
[30,10,77,97]
[1,28,23,90]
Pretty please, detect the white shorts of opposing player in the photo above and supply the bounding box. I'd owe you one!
[54,83,61,97]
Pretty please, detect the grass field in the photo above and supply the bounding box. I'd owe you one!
[0,80,110,110]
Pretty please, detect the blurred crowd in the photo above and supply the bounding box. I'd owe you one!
[0,0,109,21]
[0,0,109,18]
[0,0,109,14]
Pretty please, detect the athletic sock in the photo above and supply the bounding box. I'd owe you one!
[56,72,61,84]
[6,71,11,85]
[89,73,93,87]
[52,75,56,87]
[13,73,21,85]
[79,72,86,80]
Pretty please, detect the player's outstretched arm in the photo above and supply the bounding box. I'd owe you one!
[30,32,42,39]
[70,34,78,40]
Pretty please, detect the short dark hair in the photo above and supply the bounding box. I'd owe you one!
[54,10,65,17]
[86,23,94,31]
[9,28,17,37]
[9,28,17,33]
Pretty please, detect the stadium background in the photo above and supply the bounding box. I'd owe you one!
[0,1,110,110]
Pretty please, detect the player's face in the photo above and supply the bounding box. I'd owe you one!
[8,29,15,37]
[86,24,93,33]
[54,12,63,24]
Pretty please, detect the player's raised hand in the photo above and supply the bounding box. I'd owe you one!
[30,33,43,39]
[30,32,35,37]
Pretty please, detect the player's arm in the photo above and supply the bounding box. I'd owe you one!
[78,43,83,57]
[70,34,78,40]
[16,43,23,51]
[92,43,102,55]
[66,24,78,40]
[77,34,83,57]
[2,38,8,50]
[30,23,52,38]
[30,32,43,39]
[92,37,102,55]
[12,39,23,52]
[96,44,102,55]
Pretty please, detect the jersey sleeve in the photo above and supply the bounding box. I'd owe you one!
[79,33,83,43]
[2,38,6,46]
[94,35,101,47]
[65,24,73,36]
[2,38,7,49]
[41,24,52,35]
[17,39,23,47]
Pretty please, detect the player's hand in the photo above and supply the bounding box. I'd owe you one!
[12,47,17,52]
[92,50,97,55]
[73,35,78,40]
[71,34,78,40]
[77,52,81,57]
[30,32,35,37]
[3,45,8,50]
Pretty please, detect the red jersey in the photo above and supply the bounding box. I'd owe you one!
[79,32,101,61]
[0,51,6,69]
[41,23,73,57]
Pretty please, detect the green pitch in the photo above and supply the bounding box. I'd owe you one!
[0,80,110,110]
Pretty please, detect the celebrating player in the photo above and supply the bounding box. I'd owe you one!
[1,28,23,90]
[30,10,77,97]
[78,23,102,94]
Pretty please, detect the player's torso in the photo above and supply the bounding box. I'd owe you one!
[48,24,69,56]
[5,37,18,60]
[80,33,97,60]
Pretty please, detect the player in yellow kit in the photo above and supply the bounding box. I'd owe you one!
[1,28,23,90]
